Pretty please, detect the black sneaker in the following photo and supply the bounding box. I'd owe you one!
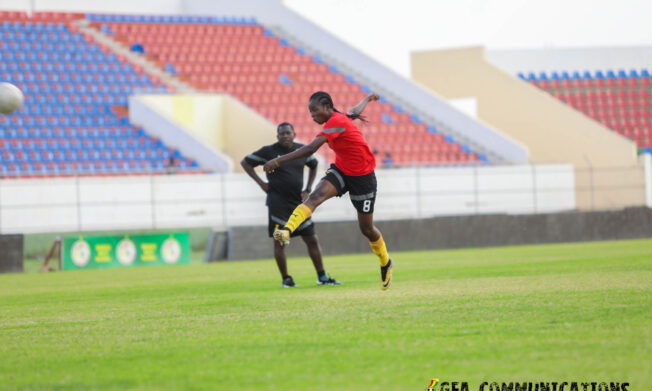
[282,275,296,288]
[316,274,342,286]
[380,258,392,290]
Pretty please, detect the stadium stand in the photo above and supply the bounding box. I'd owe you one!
[0,11,199,177]
[88,13,487,166]
[520,70,652,152]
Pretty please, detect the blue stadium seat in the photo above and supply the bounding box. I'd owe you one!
[0,18,198,176]
[381,113,394,124]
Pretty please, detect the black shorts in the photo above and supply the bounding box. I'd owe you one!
[267,203,315,238]
[323,164,377,214]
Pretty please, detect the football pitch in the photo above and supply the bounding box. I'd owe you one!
[1,239,650,390]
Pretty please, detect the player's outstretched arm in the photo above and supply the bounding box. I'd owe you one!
[349,92,380,117]
[263,136,328,173]
[240,158,269,193]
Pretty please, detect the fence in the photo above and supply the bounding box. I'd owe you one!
[0,164,581,234]
[574,163,647,211]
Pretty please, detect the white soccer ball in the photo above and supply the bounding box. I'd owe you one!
[0,82,24,114]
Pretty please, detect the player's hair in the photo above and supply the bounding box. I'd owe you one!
[309,91,367,122]
[277,122,294,133]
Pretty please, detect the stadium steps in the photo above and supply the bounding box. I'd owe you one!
[91,15,486,166]
[76,18,240,172]
[82,18,326,167]
[264,24,497,165]
[0,13,202,176]
[520,71,652,152]
[73,19,196,94]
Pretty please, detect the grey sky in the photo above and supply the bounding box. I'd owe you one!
[284,0,652,77]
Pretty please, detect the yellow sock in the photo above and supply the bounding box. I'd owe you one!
[285,204,312,233]
[369,235,390,266]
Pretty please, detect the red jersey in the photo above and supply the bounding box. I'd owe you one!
[317,112,376,176]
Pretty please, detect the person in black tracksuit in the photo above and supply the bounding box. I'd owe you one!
[241,122,341,288]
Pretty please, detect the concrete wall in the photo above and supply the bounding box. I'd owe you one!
[575,163,647,211]
[130,93,278,173]
[411,46,643,210]
[0,234,23,273]
[227,207,652,260]
[0,164,576,234]
[129,94,232,172]
[221,95,277,169]
[142,94,225,149]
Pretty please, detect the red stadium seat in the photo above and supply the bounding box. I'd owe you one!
[527,68,652,149]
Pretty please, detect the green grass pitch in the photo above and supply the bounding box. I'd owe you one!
[1,239,650,390]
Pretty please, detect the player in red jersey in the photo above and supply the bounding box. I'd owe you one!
[263,91,393,290]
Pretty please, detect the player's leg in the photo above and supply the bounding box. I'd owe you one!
[300,233,324,275]
[357,212,392,290]
[273,178,339,246]
[349,171,392,290]
[273,239,295,287]
[273,239,289,276]
[269,206,295,287]
[301,231,342,285]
